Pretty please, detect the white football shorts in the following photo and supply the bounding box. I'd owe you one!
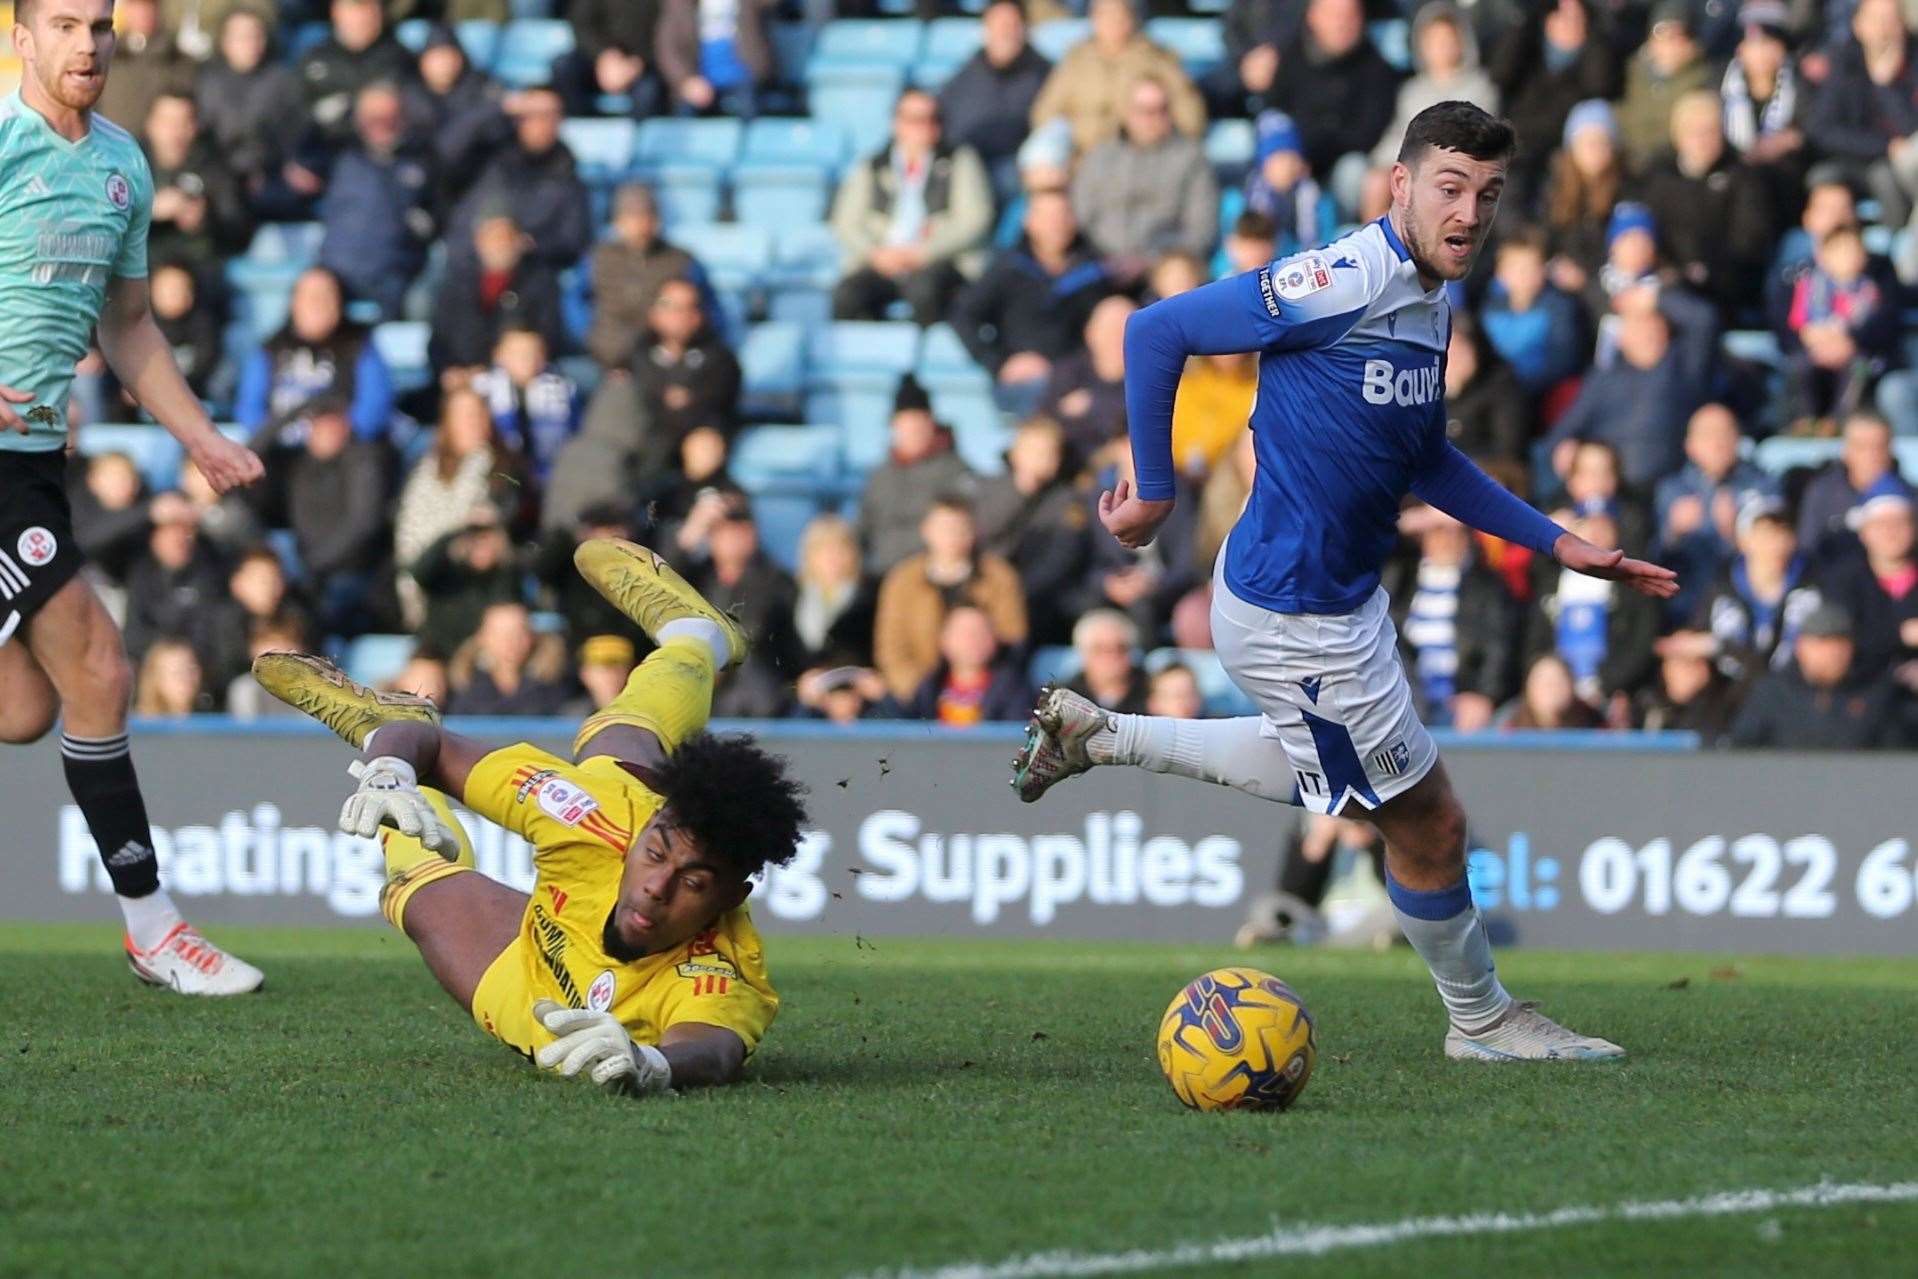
[1209,553,1438,815]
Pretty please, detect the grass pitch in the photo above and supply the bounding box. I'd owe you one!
[1,925,1914,1278]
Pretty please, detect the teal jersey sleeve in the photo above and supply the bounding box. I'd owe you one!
[113,147,153,280]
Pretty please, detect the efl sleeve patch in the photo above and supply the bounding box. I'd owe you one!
[1271,253,1333,302]
[533,777,600,827]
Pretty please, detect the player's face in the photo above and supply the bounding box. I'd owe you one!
[16,0,118,113]
[1392,148,1505,284]
[612,822,746,955]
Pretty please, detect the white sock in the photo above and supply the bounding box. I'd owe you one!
[658,618,730,669]
[1385,870,1512,1032]
[1098,714,1300,803]
[120,887,184,953]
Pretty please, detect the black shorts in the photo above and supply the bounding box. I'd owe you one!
[0,450,85,646]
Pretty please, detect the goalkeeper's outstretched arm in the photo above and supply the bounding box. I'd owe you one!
[360,721,495,797]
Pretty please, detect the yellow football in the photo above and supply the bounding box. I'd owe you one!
[1156,966,1317,1112]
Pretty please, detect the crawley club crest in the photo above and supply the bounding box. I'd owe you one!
[18,527,57,568]
[587,970,616,1012]
[105,172,130,210]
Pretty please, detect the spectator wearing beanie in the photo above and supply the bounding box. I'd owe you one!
[1232,112,1338,259]
[1729,602,1911,748]
[858,378,978,574]
[402,24,511,211]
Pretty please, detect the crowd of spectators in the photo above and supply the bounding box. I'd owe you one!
[56,0,1918,747]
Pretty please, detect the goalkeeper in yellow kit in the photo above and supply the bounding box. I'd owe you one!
[253,540,807,1096]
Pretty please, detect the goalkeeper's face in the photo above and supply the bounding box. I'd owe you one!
[1392,148,1505,284]
[608,821,748,957]
[14,0,117,112]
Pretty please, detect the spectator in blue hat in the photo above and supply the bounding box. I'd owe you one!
[1230,111,1338,258]
[1798,410,1910,563]
[1542,98,1625,293]
[1819,479,1918,682]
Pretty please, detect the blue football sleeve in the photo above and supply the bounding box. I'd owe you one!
[1411,442,1568,555]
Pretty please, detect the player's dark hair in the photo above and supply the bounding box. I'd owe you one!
[1398,101,1518,169]
[651,732,809,881]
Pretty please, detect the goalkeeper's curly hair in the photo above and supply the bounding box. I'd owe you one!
[650,732,809,880]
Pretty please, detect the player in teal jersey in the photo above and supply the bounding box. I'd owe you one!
[2,0,267,993]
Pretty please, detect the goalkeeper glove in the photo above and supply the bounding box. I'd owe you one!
[339,757,458,854]
[533,999,673,1096]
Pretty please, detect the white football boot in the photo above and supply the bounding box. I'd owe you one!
[1444,1001,1624,1062]
[1010,686,1114,803]
[125,923,266,996]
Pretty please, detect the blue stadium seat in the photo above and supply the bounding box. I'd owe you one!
[1145,18,1224,76]
[735,167,833,226]
[770,22,817,87]
[808,321,920,392]
[943,397,1012,474]
[395,18,432,53]
[742,116,850,170]
[1205,119,1257,182]
[1722,330,1783,367]
[739,323,807,418]
[749,492,831,571]
[769,287,833,328]
[633,117,744,171]
[675,223,773,293]
[917,323,980,379]
[908,60,966,90]
[1753,438,1840,475]
[76,425,185,493]
[772,223,847,289]
[1188,0,1228,12]
[1369,19,1411,73]
[1029,19,1088,63]
[924,17,984,64]
[1027,645,1079,690]
[455,19,503,70]
[372,321,433,397]
[559,118,637,180]
[645,174,725,227]
[806,65,906,154]
[811,19,925,69]
[243,222,324,266]
[343,634,418,689]
[732,424,843,487]
[232,278,295,344]
[493,18,572,86]
[808,389,895,471]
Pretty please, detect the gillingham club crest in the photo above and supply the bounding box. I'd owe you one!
[105,172,130,210]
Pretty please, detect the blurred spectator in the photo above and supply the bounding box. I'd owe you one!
[134,637,210,718]
[1721,3,1809,206]
[655,430,748,560]
[829,90,993,325]
[939,0,1051,193]
[1217,0,1299,119]
[1525,500,1660,710]
[1617,1,1714,168]
[385,650,452,709]
[123,497,224,664]
[1489,1,1621,203]
[950,190,1110,393]
[586,184,699,371]
[1261,0,1400,207]
[791,514,877,671]
[1238,112,1338,258]
[1556,439,1655,561]
[898,604,1032,725]
[973,416,1086,645]
[1146,661,1204,718]
[318,82,437,320]
[238,267,396,457]
[1219,210,1277,275]
[1546,283,1718,488]
[431,209,567,378]
[1635,640,1741,742]
[1502,653,1603,729]
[141,91,252,277]
[1729,602,1909,747]
[195,7,305,216]
[1818,481,1918,680]
[1798,410,1908,559]
[1367,3,1500,172]
[1637,90,1780,315]
[1580,202,1666,347]
[994,117,1074,249]
[1040,296,1134,459]
[654,0,773,119]
[448,602,570,717]
[633,278,740,473]
[556,0,664,120]
[1069,437,1199,642]
[200,547,311,694]
[1197,427,1255,571]
[1480,226,1585,399]
[1654,404,1780,615]
[534,501,649,648]
[1441,311,1529,469]
[570,635,640,715]
[1071,76,1218,278]
[1029,0,1204,154]
[288,404,390,636]
[1386,508,1519,731]
[149,264,223,404]
[455,88,591,272]
[1806,0,1918,226]
[472,326,581,488]
[1686,497,1820,683]
[179,460,263,560]
[403,24,510,209]
[684,501,800,716]
[297,0,416,157]
[224,613,315,720]
[1766,175,1865,350]
[1542,99,1624,292]
[793,664,891,725]
[874,497,1028,701]
[1063,608,1149,713]
[857,383,977,574]
[395,388,525,625]
[99,0,193,139]
[71,453,151,583]
[414,504,522,660]
[1782,223,1899,427]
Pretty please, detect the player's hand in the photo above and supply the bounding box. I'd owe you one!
[189,430,265,494]
[339,757,458,853]
[0,383,34,434]
[1098,478,1176,549]
[1553,532,1680,600]
[533,1000,673,1096]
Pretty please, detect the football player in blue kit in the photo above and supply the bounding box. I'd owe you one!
[1016,102,1678,1061]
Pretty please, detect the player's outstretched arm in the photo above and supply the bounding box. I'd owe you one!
[358,721,495,799]
[532,1003,746,1095]
[98,276,264,494]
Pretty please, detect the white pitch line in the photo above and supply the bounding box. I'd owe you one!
[860,1180,1918,1279]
